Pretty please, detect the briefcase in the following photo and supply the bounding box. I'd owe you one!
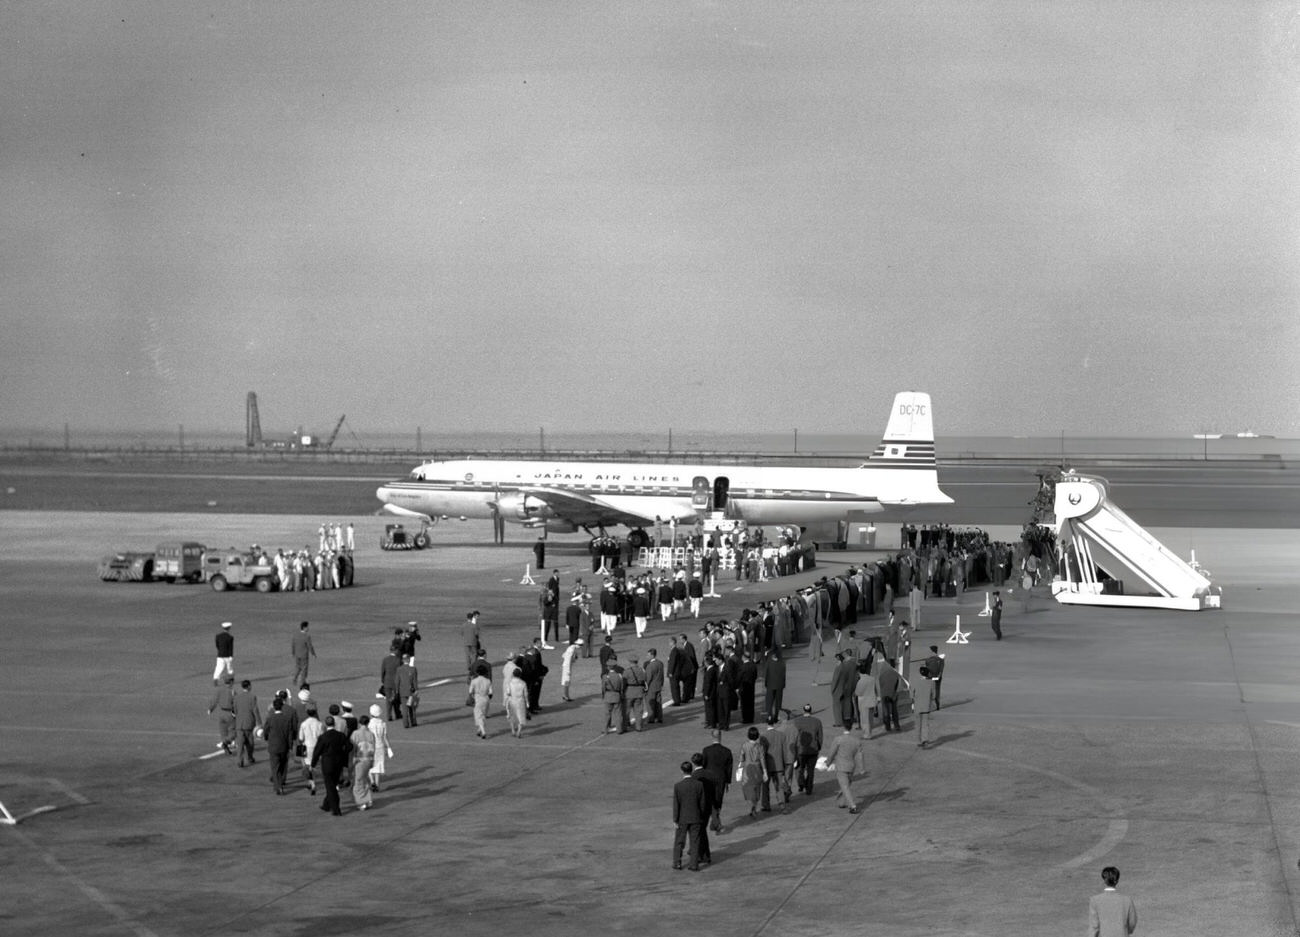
[896,685,913,712]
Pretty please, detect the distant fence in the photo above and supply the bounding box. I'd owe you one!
[0,444,1288,469]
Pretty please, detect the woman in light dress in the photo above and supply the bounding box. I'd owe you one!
[501,654,521,716]
[469,667,493,738]
[367,703,394,791]
[349,715,376,811]
[855,642,881,740]
[504,657,529,738]
[738,726,768,818]
[297,706,323,796]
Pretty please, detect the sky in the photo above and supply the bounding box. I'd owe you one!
[2,2,1297,438]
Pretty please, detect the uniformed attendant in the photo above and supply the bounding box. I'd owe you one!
[623,653,647,732]
[601,661,626,734]
[206,674,236,754]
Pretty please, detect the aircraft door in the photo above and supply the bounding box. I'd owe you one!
[691,476,711,512]
[713,476,730,513]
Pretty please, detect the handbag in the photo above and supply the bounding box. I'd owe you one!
[734,765,743,783]
[465,692,474,707]
[294,741,307,758]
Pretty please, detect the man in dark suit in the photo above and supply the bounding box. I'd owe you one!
[290,621,316,689]
[874,658,904,732]
[737,650,758,724]
[719,647,740,731]
[263,697,296,795]
[522,638,548,714]
[380,647,402,722]
[792,703,824,795]
[565,595,583,646]
[599,635,619,673]
[701,654,720,729]
[643,647,665,724]
[666,636,685,707]
[700,729,733,835]
[830,649,860,728]
[680,633,699,702]
[232,679,261,768]
[761,714,792,811]
[672,760,709,871]
[462,611,482,680]
[541,572,560,647]
[310,716,353,816]
[1088,866,1137,936]
[688,754,713,865]
[762,648,786,724]
[396,654,419,727]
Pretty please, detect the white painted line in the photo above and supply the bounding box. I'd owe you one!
[948,747,1129,870]
[6,826,162,937]
[1060,819,1130,870]
[423,679,454,688]
[199,750,226,760]
[44,778,90,805]
[15,805,58,822]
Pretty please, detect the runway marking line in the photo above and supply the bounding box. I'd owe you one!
[948,747,1129,870]
[5,825,162,937]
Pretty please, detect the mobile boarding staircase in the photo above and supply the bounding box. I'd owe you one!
[1050,472,1222,611]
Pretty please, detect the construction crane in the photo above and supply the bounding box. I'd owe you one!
[323,414,346,449]
[246,392,263,448]
[245,392,346,449]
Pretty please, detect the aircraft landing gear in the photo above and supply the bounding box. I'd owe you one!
[627,528,650,550]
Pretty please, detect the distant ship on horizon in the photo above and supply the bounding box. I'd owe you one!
[1193,431,1275,439]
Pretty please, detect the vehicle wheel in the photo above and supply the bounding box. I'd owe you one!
[628,528,649,549]
[164,576,176,584]
[210,575,228,592]
[187,572,202,584]
[413,533,430,549]
[254,576,272,593]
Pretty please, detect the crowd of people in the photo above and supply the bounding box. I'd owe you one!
[238,521,357,592]
[206,618,423,816]
[586,522,813,585]
[202,525,988,827]
[892,523,1009,596]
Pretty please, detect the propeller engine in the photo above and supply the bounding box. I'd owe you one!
[494,491,549,522]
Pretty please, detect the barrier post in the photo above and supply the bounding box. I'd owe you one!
[977,591,992,617]
[520,564,535,585]
[705,573,721,598]
[946,614,969,645]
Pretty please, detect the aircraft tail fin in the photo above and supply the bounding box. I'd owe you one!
[868,392,937,465]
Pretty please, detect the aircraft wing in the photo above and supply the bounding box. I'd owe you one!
[519,487,698,527]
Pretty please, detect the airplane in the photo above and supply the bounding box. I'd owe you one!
[375,390,952,546]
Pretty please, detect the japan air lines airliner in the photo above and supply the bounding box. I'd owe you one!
[376,391,951,545]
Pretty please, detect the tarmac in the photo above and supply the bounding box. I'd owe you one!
[1,510,1299,936]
